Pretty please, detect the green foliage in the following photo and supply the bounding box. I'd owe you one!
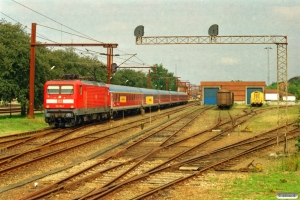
[150,63,177,91]
[266,82,277,89]
[280,154,300,171]
[223,171,300,199]
[111,69,148,88]
[0,20,30,113]
[266,77,300,100]
[288,77,300,100]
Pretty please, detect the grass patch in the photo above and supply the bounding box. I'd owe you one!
[0,113,49,136]
[237,106,299,133]
[278,154,300,172]
[223,171,300,199]
[222,155,300,199]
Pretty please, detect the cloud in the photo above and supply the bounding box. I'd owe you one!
[217,57,239,65]
[272,6,300,20]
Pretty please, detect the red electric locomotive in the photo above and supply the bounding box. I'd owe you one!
[44,74,110,127]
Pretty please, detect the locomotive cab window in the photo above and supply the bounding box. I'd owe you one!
[47,85,59,94]
[61,85,74,94]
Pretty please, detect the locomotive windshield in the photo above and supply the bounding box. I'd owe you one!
[61,85,74,94]
[47,85,74,94]
[47,85,59,94]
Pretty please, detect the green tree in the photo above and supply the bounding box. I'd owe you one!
[0,20,58,114]
[111,69,148,88]
[266,77,300,100]
[266,82,277,90]
[0,20,30,114]
[47,48,107,82]
[150,64,176,91]
[288,76,300,100]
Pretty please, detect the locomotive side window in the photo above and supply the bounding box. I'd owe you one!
[80,85,82,95]
[61,85,74,94]
[47,85,59,94]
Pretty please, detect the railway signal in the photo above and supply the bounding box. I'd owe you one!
[112,63,118,73]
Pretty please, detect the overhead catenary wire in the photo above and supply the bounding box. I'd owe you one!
[82,48,151,68]
[1,6,152,70]
[37,24,104,43]
[11,0,102,43]
[1,11,60,44]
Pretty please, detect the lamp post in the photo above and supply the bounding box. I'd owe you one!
[264,47,272,86]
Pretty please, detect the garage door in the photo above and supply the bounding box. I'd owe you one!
[203,88,219,105]
[246,87,263,104]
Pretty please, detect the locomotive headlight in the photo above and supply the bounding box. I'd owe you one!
[66,113,72,118]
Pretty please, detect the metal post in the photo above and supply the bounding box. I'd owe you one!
[166,77,168,91]
[29,23,36,119]
[148,70,150,88]
[10,99,12,118]
[107,48,112,84]
[265,47,272,86]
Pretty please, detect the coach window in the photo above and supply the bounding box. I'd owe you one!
[47,85,59,94]
[61,85,74,94]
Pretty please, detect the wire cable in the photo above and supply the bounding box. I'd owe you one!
[37,24,104,43]
[11,0,103,43]
[2,7,152,70]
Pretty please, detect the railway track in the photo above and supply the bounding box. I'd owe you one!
[0,102,201,193]
[75,126,298,200]
[14,106,290,199]
[0,105,298,199]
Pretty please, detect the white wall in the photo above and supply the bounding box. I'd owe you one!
[282,96,296,101]
[265,94,278,101]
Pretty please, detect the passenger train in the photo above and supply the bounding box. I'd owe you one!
[44,74,189,127]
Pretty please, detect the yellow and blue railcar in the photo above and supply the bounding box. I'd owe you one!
[250,91,264,107]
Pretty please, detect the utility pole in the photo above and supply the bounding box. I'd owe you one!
[265,47,272,86]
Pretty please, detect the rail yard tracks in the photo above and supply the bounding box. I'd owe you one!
[0,104,298,199]
[0,102,200,192]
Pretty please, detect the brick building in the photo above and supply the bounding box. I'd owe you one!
[200,81,266,105]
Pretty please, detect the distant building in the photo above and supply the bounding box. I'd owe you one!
[265,90,296,102]
[265,90,278,101]
[200,81,266,105]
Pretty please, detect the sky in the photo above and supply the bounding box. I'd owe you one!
[1,0,300,86]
